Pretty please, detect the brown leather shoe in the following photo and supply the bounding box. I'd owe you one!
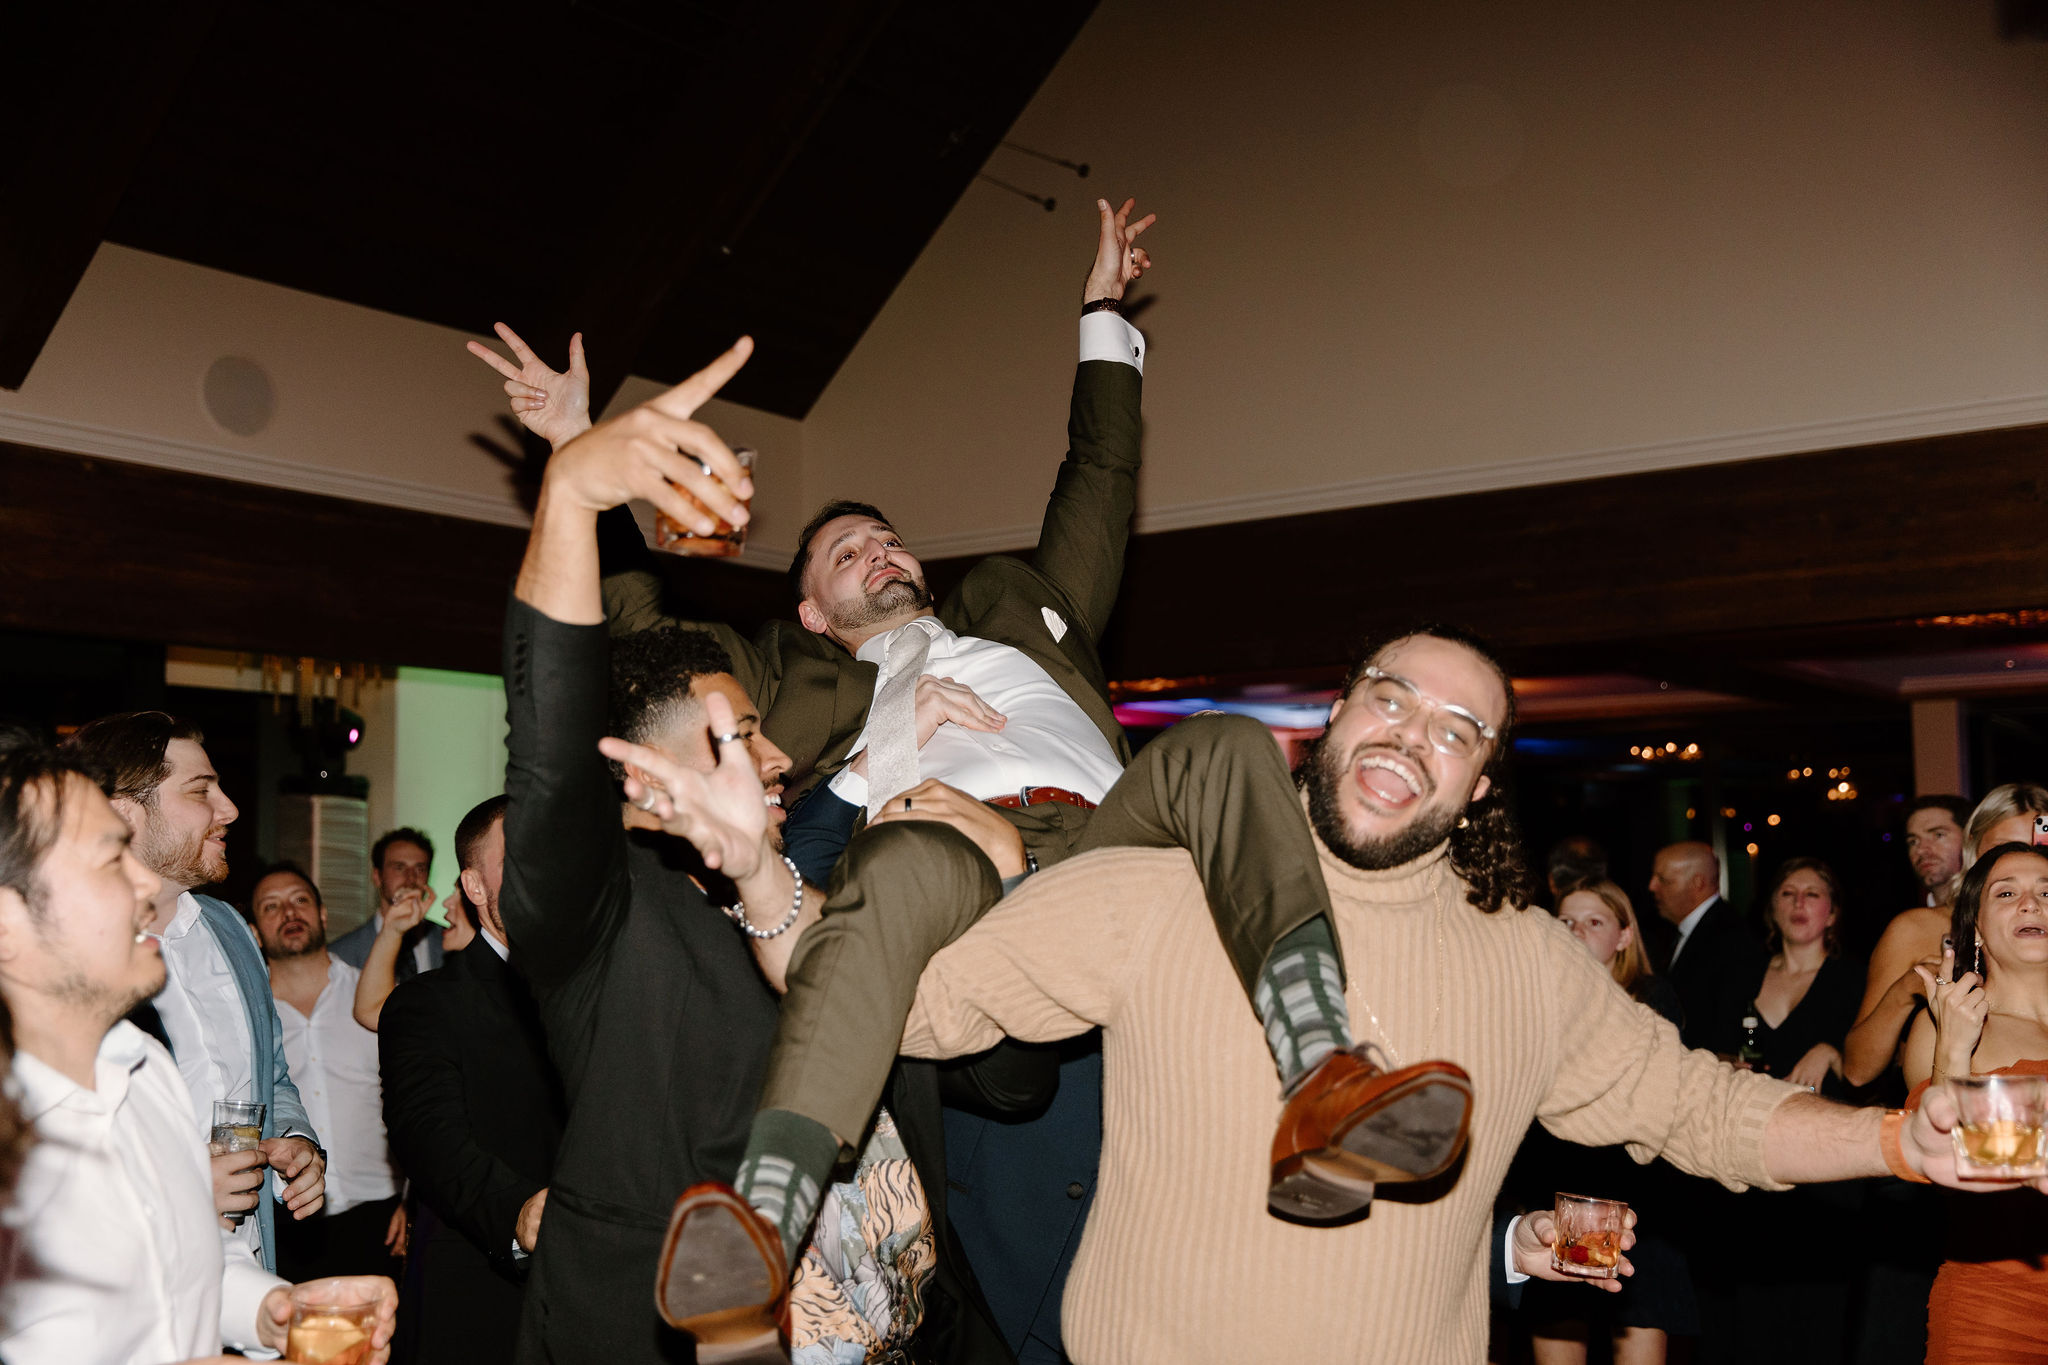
[1269,1048,1473,1220]
[655,1182,790,1362]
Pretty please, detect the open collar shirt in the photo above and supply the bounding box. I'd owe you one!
[828,617,1125,810]
[275,955,398,1215]
[0,1023,284,1364]
[1667,895,1720,967]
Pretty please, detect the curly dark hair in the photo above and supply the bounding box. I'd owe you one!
[1951,840,2048,982]
[605,625,737,779]
[1328,624,1536,916]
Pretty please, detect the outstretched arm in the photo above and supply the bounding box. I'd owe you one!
[352,894,426,1031]
[1032,197,1154,642]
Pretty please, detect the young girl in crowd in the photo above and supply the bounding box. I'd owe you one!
[1906,842,2048,1364]
[1510,879,1694,1365]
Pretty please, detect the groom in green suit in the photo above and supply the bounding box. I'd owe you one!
[485,198,1472,1362]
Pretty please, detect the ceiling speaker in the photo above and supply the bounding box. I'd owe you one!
[202,356,275,436]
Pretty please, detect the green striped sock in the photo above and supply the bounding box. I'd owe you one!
[733,1108,840,1266]
[1253,917,1353,1091]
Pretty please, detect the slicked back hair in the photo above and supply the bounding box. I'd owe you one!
[1338,624,1535,915]
[62,711,205,806]
[788,499,893,600]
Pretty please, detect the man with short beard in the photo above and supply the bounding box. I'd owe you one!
[0,733,398,1364]
[252,862,404,1284]
[633,627,2048,1365]
[64,712,325,1275]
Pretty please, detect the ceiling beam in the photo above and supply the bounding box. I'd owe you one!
[0,5,225,390]
[562,0,904,414]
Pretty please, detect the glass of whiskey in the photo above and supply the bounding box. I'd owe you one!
[286,1283,380,1364]
[654,446,755,557]
[1550,1192,1629,1280]
[1946,1074,2048,1180]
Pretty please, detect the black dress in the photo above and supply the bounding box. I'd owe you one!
[1688,953,1866,1365]
[1509,973,1702,1339]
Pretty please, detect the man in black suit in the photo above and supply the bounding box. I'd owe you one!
[379,795,563,1365]
[1649,841,1764,1047]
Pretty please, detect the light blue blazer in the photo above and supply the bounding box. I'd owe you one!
[194,894,318,1273]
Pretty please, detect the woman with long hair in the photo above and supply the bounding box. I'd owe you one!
[1512,879,1695,1365]
[1903,841,2048,1363]
[1689,859,1866,1364]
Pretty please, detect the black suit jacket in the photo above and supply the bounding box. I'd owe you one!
[1665,899,1766,1049]
[379,942,564,1363]
[500,599,1012,1365]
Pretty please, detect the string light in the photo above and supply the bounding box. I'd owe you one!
[1767,814,1781,826]
[1746,842,1760,857]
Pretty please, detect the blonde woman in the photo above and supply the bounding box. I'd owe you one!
[1513,879,1693,1365]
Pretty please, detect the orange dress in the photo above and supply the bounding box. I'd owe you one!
[1907,1061,2048,1364]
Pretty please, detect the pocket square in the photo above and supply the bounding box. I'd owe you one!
[1042,607,1069,643]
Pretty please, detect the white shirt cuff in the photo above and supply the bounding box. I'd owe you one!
[828,765,870,808]
[1079,312,1145,375]
[1503,1215,1530,1285]
[220,1230,289,1355]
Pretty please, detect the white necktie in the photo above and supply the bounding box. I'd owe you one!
[864,621,933,819]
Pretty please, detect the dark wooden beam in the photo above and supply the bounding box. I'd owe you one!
[564,0,904,413]
[925,421,2048,685]
[0,5,225,390]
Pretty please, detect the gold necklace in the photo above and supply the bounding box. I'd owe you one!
[1355,876,1448,1070]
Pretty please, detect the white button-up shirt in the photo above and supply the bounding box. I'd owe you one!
[832,617,1125,809]
[0,1024,285,1363]
[276,956,398,1215]
[156,889,269,1261]
[825,311,1142,810]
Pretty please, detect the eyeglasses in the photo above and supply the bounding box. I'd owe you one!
[1358,668,1499,757]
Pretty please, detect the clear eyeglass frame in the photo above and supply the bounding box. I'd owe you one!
[1359,667,1499,756]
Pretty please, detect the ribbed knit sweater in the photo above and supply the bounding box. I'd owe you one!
[903,833,1800,1364]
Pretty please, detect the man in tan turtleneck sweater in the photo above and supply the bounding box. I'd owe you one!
[620,626,2040,1363]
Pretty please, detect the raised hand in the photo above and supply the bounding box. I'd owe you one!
[1083,196,1157,304]
[541,338,754,535]
[597,692,773,879]
[380,888,429,939]
[467,323,593,450]
[1914,943,1989,1082]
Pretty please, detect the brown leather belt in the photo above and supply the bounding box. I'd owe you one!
[983,785,1097,812]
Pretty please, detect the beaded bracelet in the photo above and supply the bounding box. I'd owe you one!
[725,853,805,940]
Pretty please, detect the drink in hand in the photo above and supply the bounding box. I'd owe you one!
[287,1312,372,1365]
[1946,1074,2048,1180]
[654,447,754,557]
[1550,1191,1628,1280]
[210,1122,262,1154]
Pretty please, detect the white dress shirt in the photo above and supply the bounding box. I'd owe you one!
[156,889,271,1260]
[830,617,1125,810]
[276,956,398,1215]
[826,311,1141,810]
[1667,895,1719,967]
[478,925,510,961]
[0,1023,285,1363]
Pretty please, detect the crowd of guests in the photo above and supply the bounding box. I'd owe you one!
[0,197,2041,1365]
[1495,790,2048,1365]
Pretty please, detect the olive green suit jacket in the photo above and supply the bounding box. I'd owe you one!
[601,358,1142,802]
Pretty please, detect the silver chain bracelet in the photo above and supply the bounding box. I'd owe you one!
[724,853,805,939]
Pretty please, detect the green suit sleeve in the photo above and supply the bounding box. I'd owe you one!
[595,505,777,708]
[1029,359,1142,645]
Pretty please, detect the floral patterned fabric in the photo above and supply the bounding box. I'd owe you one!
[789,1105,935,1364]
